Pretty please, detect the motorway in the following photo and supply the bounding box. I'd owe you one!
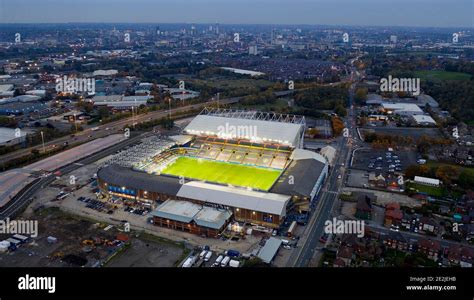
[0,132,146,221]
[0,97,240,167]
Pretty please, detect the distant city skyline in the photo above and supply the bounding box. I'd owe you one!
[0,0,472,28]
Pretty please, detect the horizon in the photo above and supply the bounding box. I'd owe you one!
[0,0,472,28]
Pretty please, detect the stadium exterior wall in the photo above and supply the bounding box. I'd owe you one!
[97,178,283,228]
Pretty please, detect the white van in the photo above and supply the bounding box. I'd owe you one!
[204,251,213,262]
[214,255,224,266]
[199,250,208,260]
[221,256,231,267]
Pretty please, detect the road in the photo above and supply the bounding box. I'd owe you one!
[0,97,240,167]
[289,82,358,267]
[0,132,146,220]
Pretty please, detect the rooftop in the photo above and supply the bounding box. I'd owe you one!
[177,181,290,216]
[184,109,305,147]
[257,237,282,263]
[150,200,232,229]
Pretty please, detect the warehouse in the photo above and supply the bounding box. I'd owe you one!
[380,103,423,116]
[411,115,436,126]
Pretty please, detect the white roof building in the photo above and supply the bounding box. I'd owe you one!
[414,176,440,186]
[381,103,423,116]
[93,69,118,76]
[412,115,436,125]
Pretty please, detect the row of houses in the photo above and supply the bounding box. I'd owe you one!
[332,230,474,267]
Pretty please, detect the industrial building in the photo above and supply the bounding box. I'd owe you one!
[411,115,437,126]
[381,103,424,116]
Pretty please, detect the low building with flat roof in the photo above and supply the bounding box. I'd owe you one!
[414,176,440,187]
[411,115,436,126]
[0,127,27,146]
[257,237,282,264]
[150,200,232,237]
[381,103,423,116]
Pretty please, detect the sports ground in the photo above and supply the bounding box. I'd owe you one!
[161,156,282,191]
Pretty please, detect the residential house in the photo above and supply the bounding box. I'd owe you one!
[418,238,441,261]
[384,202,403,227]
[383,231,408,251]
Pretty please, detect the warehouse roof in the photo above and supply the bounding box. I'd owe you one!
[412,115,436,124]
[177,181,290,216]
[381,103,423,113]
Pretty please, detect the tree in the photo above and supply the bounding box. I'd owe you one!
[334,105,347,117]
[405,165,429,179]
[435,165,459,185]
[354,88,368,104]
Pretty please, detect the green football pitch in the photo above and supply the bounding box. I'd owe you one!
[161,156,282,191]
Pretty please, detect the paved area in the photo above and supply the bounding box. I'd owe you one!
[106,238,184,267]
[343,187,422,207]
[0,169,35,208]
[24,134,125,172]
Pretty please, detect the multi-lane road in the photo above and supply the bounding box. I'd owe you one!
[0,132,145,220]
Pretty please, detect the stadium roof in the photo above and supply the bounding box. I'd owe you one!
[97,165,182,195]
[150,200,232,229]
[177,181,290,216]
[290,149,327,164]
[257,237,282,263]
[184,112,305,147]
[271,157,327,198]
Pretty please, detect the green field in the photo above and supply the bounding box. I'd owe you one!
[414,70,472,81]
[406,182,447,197]
[161,156,281,190]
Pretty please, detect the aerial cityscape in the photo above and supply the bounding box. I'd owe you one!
[0,0,473,298]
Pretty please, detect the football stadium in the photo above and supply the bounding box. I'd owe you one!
[97,108,329,237]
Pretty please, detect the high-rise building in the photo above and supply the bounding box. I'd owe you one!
[390,35,397,44]
[249,45,258,55]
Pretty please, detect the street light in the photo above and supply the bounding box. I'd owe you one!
[73,113,78,133]
[167,96,171,120]
[40,131,45,154]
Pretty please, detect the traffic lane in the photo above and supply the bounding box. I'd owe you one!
[297,192,337,266]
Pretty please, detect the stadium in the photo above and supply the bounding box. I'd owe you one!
[97,108,329,237]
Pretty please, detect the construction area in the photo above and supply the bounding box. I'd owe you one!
[0,207,185,268]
